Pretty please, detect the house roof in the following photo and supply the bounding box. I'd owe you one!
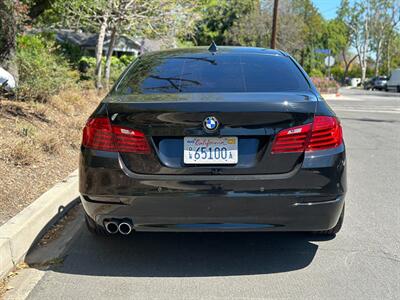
[55,30,162,53]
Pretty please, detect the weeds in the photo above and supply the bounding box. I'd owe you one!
[30,102,49,122]
[15,120,37,138]
[38,133,61,155]
[10,140,38,166]
[1,84,100,167]
[0,277,9,298]
[51,88,93,115]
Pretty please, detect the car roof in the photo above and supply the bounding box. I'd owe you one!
[141,46,287,58]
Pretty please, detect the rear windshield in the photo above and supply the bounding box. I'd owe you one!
[115,53,310,94]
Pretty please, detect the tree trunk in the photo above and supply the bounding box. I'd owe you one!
[0,0,18,84]
[342,50,358,84]
[105,27,117,89]
[374,38,382,76]
[386,38,391,74]
[358,46,368,83]
[359,15,369,83]
[341,50,348,84]
[95,15,109,89]
[360,58,367,83]
[356,43,367,83]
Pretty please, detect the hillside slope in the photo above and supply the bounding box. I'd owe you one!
[0,89,101,225]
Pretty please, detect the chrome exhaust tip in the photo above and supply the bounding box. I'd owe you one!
[118,222,132,235]
[104,221,119,234]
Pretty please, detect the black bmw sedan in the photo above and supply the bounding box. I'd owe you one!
[80,46,346,237]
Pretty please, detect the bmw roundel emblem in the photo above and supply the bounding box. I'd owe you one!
[203,116,219,132]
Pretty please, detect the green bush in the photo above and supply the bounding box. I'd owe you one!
[309,68,324,78]
[346,66,374,79]
[109,56,128,82]
[78,54,134,83]
[59,41,86,66]
[331,65,344,81]
[17,34,78,102]
[119,54,134,66]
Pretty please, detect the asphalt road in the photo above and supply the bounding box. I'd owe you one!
[7,88,400,299]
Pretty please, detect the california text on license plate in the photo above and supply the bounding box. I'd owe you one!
[184,137,238,164]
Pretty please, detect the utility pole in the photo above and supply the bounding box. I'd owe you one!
[270,0,279,49]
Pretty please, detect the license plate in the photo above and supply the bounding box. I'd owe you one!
[184,137,238,164]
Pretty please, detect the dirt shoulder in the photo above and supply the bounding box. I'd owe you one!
[0,89,102,225]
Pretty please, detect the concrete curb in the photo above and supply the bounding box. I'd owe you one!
[0,169,79,279]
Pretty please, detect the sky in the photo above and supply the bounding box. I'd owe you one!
[312,0,342,20]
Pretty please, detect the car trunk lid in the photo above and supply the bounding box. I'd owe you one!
[105,92,317,175]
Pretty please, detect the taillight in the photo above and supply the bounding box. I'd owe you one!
[82,117,150,154]
[271,116,343,154]
[82,117,115,151]
[306,116,343,151]
[112,126,150,154]
[271,123,312,153]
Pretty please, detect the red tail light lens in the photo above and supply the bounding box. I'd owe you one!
[271,123,312,153]
[306,116,343,151]
[112,126,150,154]
[271,116,343,154]
[82,117,115,151]
[82,117,150,154]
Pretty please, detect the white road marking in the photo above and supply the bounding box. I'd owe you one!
[333,108,400,114]
[325,97,363,101]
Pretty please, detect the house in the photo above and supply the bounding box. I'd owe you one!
[55,30,162,57]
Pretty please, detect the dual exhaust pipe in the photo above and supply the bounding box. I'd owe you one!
[104,219,133,235]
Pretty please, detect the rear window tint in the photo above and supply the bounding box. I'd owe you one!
[115,53,309,94]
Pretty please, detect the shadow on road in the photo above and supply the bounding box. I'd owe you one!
[29,224,327,277]
[341,117,399,123]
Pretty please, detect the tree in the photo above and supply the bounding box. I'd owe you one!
[370,0,399,76]
[225,0,305,55]
[104,0,201,87]
[339,0,400,81]
[276,0,306,57]
[51,0,109,88]
[325,15,357,82]
[340,0,372,82]
[225,4,269,47]
[290,0,326,73]
[381,30,400,74]
[0,0,66,84]
[55,0,200,89]
[194,0,257,45]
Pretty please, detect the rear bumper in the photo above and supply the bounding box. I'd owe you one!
[79,145,346,232]
[81,194,344,232]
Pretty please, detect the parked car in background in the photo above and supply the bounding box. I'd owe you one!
[363,76,388,91]
[386,69,400,92]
